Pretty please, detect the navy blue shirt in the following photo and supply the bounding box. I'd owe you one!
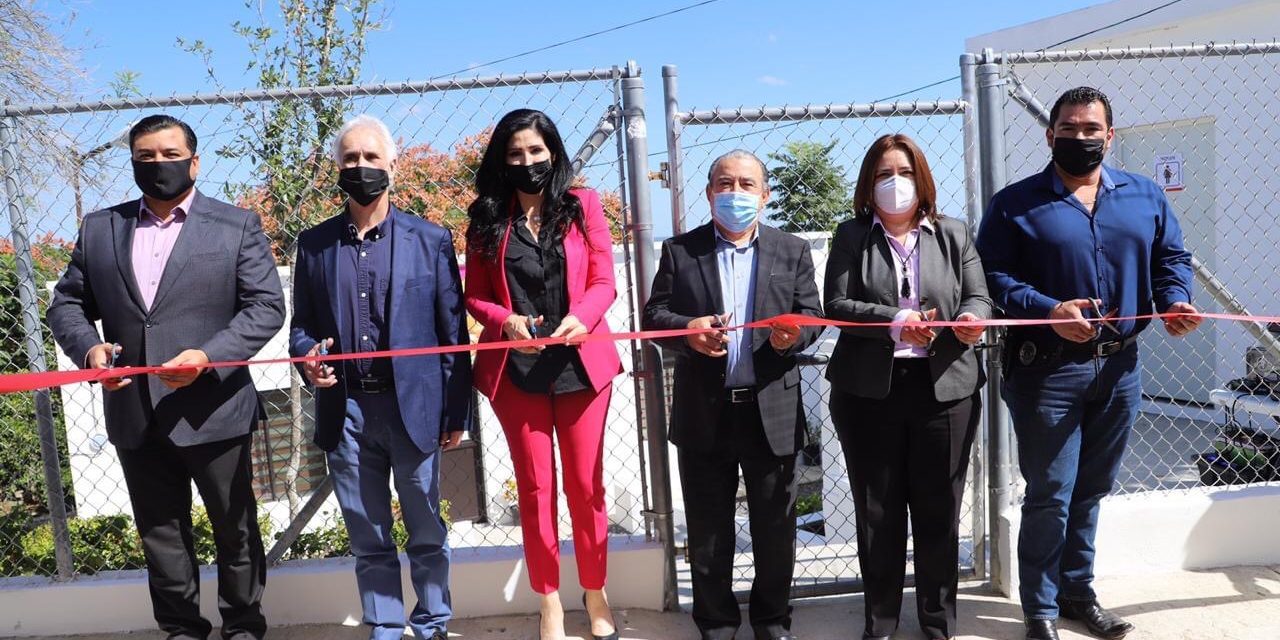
[337,211,393,377]
[975,163,1193,340]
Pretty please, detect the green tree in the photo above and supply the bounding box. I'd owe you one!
[180,0,382,516]
[766,140,853,233]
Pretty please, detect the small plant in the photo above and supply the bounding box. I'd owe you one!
[501,478,519,505]
[795,493,823,517]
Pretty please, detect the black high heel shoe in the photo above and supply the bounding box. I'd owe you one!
[582,593,620,640]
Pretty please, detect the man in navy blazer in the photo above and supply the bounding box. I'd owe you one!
[289,114,471,640]
[49,115,285,639]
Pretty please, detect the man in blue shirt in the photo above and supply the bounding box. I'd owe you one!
[976,87,1202,640]
[289,115,472,640]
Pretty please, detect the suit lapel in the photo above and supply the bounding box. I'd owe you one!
[389,207,413,340]
[693,224,724,314]
[868,223,900,306]
[149,190,207,311]
[916,223,944,312]
[324,216,345,335]
[111,201,146,311]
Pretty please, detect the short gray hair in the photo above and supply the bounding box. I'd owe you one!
[707,148,769,185]
[330,114,398,164]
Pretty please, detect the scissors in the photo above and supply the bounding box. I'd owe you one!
[1089,299,1121,336]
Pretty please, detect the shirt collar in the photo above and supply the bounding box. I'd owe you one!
[138,189,195,225]
[1044,161,1120,196]
[344,206,394,243]
[712,223,759,249]
[871,213,934,234]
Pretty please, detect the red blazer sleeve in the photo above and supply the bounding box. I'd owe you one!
[569,189,617,329]
[464,245,511,332]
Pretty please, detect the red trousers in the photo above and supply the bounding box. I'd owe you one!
[491,376,613,594]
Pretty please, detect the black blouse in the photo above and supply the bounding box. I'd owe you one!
[504,214,591,394]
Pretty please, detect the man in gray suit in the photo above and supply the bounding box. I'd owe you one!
[48,114,285,640]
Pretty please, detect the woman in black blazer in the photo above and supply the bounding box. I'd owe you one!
[823,134,992,640]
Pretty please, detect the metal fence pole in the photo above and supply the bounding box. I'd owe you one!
[661,65,687,236]
[959,52,988,584]
[976,50,1014,596]
[0,115,75,580]
[621,61,679,612]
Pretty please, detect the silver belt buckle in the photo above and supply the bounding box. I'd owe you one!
[729,388,752,403]
[1094,340,1122,357]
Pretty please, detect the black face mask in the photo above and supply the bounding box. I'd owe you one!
[1052,136,1106,177]
[337,166,390,206]
[132,159,195,201]
[507,160,553,195]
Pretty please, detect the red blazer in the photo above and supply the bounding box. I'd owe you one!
[466,188,622,400]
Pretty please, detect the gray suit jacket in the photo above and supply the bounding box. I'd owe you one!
[641,223,823,457]
[48,190,286,449]
[823,215,991,401]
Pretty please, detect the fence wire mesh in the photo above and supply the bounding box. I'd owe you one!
[0,66,652,577]
[663,94,982,596]
[992,42,1280,495]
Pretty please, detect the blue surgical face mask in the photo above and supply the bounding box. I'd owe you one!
[712,191,760,233]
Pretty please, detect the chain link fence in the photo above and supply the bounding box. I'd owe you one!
[988,42,1280,495]
[660,66,984,598]
[0,65,657,578]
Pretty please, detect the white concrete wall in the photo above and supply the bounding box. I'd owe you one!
[0,537,664,637]
[993,483,1280,599]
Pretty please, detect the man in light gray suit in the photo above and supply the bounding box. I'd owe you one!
[48,114,285,640]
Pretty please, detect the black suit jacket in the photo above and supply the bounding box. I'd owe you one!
[642,223,822,457]
[47,190,286,449]
[823,215,992,401]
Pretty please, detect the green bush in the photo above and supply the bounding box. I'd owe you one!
[0,494,452,576]
[284,498,451,561]
[2,505,274,576]
[796,493,822,517]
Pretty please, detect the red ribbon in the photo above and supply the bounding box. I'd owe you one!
[2,312,1274,395]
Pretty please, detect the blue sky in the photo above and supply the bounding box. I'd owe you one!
[33,0,1111,239]
[57,0,1103,106]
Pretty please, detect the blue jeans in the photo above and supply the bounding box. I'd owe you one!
[328,392,451,639]
[1002,345,1141,620]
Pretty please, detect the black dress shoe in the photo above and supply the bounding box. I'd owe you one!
[1057,597,1133,639]
[582,593,620,640]
[1025,618,1060,640]
[862,635,890,640]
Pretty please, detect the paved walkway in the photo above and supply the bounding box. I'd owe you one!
[20,565,1280,639]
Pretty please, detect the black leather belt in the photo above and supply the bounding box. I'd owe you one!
[1008,334,1139,367]
[726,387,756,404]
[351,376,394,394]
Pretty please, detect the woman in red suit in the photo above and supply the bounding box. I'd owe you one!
[464,109,622,640]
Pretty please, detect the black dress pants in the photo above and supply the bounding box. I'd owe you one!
[830,359,979,640]
[117,433,267,640]
[678,397,799,640]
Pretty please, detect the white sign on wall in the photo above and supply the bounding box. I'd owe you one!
[1154,153,1185,192]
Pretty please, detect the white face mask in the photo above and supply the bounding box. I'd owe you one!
[873,175,917,216]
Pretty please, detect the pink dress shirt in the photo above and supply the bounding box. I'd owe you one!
[874,214,934,359]
[132,190,194,310]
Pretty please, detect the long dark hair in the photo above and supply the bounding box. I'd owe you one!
[466,109,582,259]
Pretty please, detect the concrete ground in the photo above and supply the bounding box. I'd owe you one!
[18,565,1280,640]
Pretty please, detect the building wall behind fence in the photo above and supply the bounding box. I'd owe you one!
[995,47,1280,494]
